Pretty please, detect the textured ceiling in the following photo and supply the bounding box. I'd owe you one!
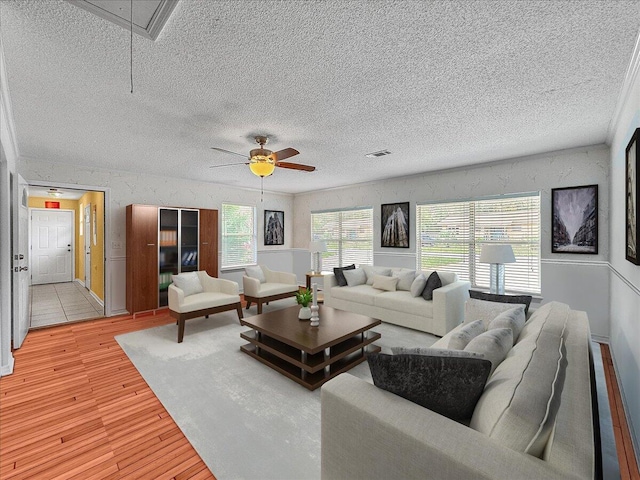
[1,0,639,194]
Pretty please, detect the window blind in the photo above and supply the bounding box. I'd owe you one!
[311,207,373,269]
[417,193,540,294]
[221,203,257,268]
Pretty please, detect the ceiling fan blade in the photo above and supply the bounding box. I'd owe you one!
[211,147,247,158]
[275,162,316,172]
[209,162,248,168]
[272,148,299,161]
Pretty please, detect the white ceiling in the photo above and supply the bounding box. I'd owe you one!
[1,0,639,194]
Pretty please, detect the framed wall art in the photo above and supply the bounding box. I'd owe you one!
[626,127,639,265]
[551,184,598,254]
[381,202,410,248]
[264,210,284,246]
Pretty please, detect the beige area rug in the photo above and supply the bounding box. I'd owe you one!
[116,299,438,480]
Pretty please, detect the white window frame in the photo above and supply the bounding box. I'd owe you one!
[416,192,541,294]
[311,207,373,269]
[221,203,257,269]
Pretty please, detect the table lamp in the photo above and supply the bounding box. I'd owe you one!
[480,244,516,294]
[309,240,327,273]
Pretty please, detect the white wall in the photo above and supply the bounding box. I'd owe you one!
[20,160,295,314]
[293,145,612,338]
[608,37,640,459]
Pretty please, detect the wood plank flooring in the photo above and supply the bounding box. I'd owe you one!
[1,308,639,479]
[0,309,215,480]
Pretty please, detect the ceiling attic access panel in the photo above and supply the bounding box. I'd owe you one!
[66,0,178,40]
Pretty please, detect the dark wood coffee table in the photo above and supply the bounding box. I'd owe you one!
[240,305,381,390]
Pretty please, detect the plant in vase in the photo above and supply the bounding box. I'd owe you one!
[295,288,313,320]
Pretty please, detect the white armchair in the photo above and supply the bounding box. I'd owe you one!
[243,265,299,314]
[168,271,243,343]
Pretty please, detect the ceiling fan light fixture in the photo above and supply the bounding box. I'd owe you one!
[249,154,276,177]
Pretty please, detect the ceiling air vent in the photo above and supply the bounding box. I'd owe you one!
[365,150,392,158]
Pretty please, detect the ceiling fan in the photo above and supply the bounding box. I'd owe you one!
[210,135,316,177]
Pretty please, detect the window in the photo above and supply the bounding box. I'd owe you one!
[311,207,373,269]
[221,203,256,268]
[416,193,540,294]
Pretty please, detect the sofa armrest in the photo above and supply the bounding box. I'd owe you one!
[323,274,337,304]
[243,275,261,297]
[211,277,239,296]
[431,280,470,335]
[321,374,581,480]
[168,284,184,311]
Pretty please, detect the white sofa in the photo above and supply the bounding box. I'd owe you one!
[324,268,469,336]
[321,301,596,479]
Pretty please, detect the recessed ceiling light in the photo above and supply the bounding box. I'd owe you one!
[365,150,392,158]
[48,188,62,197]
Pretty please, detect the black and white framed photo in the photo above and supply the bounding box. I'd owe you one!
[626,128,639,265]
[381,202,410,248]
[264,210,284,246]
[551,184,598,254]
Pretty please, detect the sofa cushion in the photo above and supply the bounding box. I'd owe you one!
[518,301,568,343]
[469,290,533,315]
[343,268,367,287]
[469,302,569,457]
[176,291,240,313]
[333,264,356,286]
[390,347,485,359]
[171,271,204,297]
[244,266,266,283]
[464,328,513,375]
[254,282,299,297]
[392,270,416,291]
[374,291,434,317]
[422,271,442,300]
[330,285,380,306]
[367,352,492,421]
[465,297,527,328]
[448,319,485,350]
[372,274,399,292]
[410,273,427,297]
[419,269,457,286]
[489,306,526,342]
[362,265,392,285]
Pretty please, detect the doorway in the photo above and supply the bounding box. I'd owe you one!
[30,209,74,285]
[84,203,91,291]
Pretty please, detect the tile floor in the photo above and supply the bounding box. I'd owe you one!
[30,281,104,328]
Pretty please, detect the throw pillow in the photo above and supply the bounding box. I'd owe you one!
[343,267,367,287]
[362,265,392,285]
[171,271,204,297]
[333,264,355,287]
[409,273,427,297]
[469,290,533,315]
[489,306,526,343]
[464,327,513,375]
[390,347,485,360]
[392,270,416,291]
[245,265,266,283]
[372,274,399,292]
[448,320,486,350]
[465,298,527,328]
[422,271,442,301]
[367,352,492,421]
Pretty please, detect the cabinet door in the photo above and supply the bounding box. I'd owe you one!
[126,205,158,313]
[199,209,218,277]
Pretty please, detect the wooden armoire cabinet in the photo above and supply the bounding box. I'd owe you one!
[126,204,219,314]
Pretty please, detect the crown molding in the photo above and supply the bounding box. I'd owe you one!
[606,28,640,144]
[0,36,19,165]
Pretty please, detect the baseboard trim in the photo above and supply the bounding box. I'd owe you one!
[591,334,610,344]
[0,356,14,377]
[90,291,104,308]
[75,278,85,288]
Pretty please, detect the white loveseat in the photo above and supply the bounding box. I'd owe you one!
[321,301,596,479]
[324,268,469,336]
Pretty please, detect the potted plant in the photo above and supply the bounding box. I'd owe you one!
[295,288,313,320]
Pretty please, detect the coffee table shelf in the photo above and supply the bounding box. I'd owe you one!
[239,305,381,391]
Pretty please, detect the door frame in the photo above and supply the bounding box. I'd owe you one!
[29,207,75,285]
[84,203,91,290]
[27,181,112,317]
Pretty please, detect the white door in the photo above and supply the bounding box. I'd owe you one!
[84,204,91,290]
[31,209,74,285]
[12,175,30,349]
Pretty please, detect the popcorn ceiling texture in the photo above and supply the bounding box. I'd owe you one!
[1,0,639,194]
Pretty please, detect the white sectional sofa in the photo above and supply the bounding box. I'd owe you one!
[321,301,596,479]
[323,268,470,336]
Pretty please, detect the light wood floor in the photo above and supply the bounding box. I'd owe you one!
[1,310,638,479]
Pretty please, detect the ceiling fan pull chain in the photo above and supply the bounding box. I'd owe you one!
[261,177,264,202]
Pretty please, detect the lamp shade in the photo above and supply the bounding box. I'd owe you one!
[479,244,516,264]
[249,158,275,177]
[309,240,327,253]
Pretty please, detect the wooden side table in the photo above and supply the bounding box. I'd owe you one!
[306,271,330,302]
